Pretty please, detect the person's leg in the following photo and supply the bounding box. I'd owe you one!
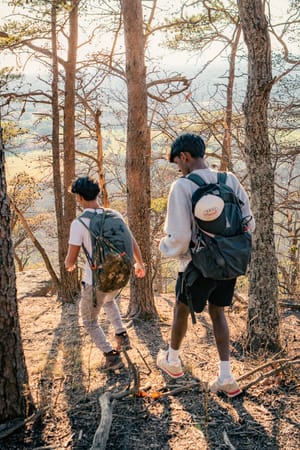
[103,294,131,350]
[170,301,190,350]
[80,285,123,370]
[208,284,242,397]
[80,284,113,354]
[157,273,190,378]
[157,303,186,377]
[208,303,230,362]
[103,292,125,335]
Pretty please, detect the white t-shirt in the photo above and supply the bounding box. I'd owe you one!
[68,208,125,285]
[159,168,255,272]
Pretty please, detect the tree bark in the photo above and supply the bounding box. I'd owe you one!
[237,0,280,352]
[0,128,35,422]
[95,109,109,207]
[51,0,64,295]
[121,0,157,319]
[61,0,80,301]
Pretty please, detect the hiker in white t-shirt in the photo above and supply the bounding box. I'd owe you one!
[65,176,145,371]
[156,133,255,397]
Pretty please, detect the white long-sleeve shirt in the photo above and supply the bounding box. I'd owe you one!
[159,168,255,271]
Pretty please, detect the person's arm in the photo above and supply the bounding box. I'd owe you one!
[159,179,192,257]
[132,236,146,278]
[65,244,81,271]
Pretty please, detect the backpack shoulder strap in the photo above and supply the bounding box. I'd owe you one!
[217,172,227,184]
[77,209,106,239]
[186,173,207,187]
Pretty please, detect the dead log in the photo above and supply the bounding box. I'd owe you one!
[90,392,115,450]
[90,350,139,450]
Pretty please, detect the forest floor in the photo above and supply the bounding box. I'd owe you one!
[1,269,300,450]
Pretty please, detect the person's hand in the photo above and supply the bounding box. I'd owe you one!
[134,262,146,278]
[65,262,76,272]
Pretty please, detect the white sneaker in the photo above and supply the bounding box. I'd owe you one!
[156,349,184,379]
[209,377,242,398]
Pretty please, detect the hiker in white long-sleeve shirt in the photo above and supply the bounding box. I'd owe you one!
[156,133,255,397]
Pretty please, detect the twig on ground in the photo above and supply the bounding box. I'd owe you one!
[135,347,152,375]
[223,430,236,450]
[157,381,201,398]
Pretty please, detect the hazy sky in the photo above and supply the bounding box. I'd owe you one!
[0,0,296,80]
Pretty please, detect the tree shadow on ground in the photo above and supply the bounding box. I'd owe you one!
[37,299,86,448]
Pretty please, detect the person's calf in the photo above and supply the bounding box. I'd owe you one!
[170,302,190,349]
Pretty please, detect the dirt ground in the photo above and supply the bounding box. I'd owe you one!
[1,269,300,450]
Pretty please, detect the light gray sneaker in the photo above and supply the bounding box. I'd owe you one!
[156,349,184,379]
[209,377,242,398]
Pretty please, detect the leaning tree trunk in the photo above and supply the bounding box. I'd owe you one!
[0,128,35,422]
[121,0,157,319]
[237,0,280,352]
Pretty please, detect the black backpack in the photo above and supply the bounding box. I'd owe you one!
[78,209,133,294]
[182,172,252,323]
[186,172,252,281]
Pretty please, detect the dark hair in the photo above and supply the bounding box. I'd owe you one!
[169,133,206,162]
[71,176,100,201]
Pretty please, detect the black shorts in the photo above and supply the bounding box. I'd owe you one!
[175,271,236,313]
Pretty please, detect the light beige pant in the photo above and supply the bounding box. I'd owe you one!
[81,283,125,354]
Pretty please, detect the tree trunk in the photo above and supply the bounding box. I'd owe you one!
[220,23,241,172]
[0,128,34,422]
[121,0,157,319]
[51,0,64,295]
[288,214,299,297]
[95,109,109,207]
[61,0,79,301]
[237,0,280,352]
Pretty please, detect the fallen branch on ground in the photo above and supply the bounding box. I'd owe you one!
[279,301,300,310]
[237,356,300,391]
[90,349,140,450]
[0,408,48,440]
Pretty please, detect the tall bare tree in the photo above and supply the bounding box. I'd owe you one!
[121,0,157,318]
[60,0,80,300]
[0,127,34,422]
[237,0,280,351]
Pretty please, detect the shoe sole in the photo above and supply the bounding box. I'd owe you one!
[157,364,184,379]
[226,388,242,398]
[211,387,242,398]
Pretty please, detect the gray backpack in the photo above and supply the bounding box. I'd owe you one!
[78,209,133,294]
